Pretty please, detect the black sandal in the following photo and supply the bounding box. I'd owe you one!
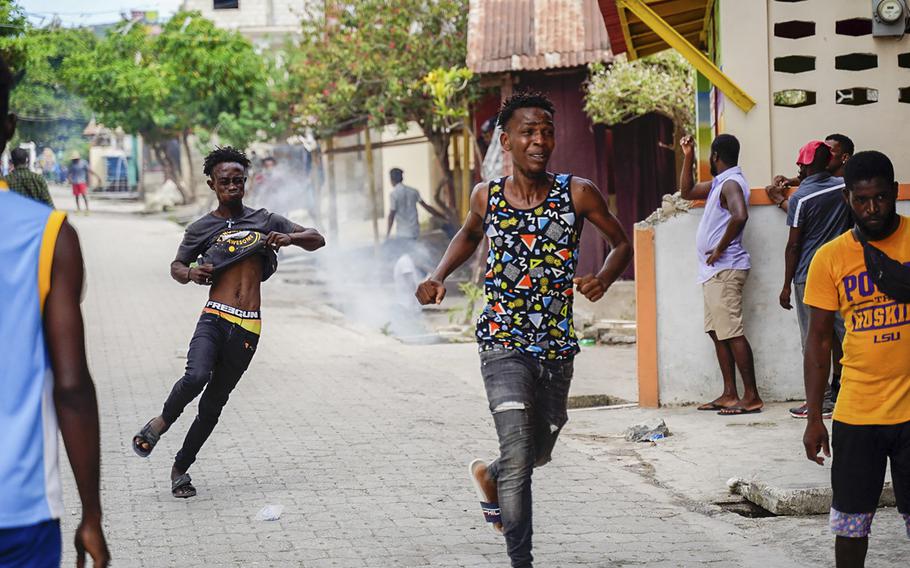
[132,419,162,458]
[171,473,196,498]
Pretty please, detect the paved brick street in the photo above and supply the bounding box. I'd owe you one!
[55,207,850,567]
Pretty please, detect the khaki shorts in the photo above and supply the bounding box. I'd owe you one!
[702,269,748,340]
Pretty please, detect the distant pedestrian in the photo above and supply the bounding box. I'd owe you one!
[680,133,763,415]
[38,146,56,182]
[6,147,54,207]
[802,150,910,568]
[131,146,325,499]
[0,55,110,568]
[767,141,851,419]
[385,168,446,240]
[415,91,632,568]
[66,151,99,214]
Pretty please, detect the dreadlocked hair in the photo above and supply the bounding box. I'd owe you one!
[496,90,555,129]
[203,146,251,177]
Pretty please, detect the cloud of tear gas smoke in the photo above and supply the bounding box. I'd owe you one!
[249,161,444,341]
[314,238,441,340]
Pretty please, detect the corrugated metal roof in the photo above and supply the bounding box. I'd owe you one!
[467,0,614,74]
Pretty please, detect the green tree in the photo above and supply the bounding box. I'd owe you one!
[0,0,27,65]
[584,51,695,137]
[287,0,478,219]
[5,26,96,154]
[64,12,269,202]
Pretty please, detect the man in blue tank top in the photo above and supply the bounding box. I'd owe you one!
[0,56,109,567]
[416,92,632,568]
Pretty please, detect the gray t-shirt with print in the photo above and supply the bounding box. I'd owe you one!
[175,206,298,265]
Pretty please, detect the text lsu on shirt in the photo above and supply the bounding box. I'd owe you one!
[804,216,910,425]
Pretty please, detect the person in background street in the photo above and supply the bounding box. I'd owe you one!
[415,91,632,568]
[802,150,910,568]
[0,56,110,568]
[38,146,56,182]
[67,151,99,214]
[385,167,446,241]
[131,146,325,499]
[6,147,54,207]
[767,141,851,419]
[680,133,763,415]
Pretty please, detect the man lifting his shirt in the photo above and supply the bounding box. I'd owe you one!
[131,146,325,498]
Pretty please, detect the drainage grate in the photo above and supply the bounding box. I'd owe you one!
[716,499,777,518]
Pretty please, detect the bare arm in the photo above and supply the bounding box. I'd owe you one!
[415,182,487,304]
[265,223,325,251]
[286,224,326,251]
[803,307,835,465]
[571,178,633,301]
[418,198,446,220]
[170,260,212,285]
[679,135,712,201]
[705,181,748,265]
[386,210,396,238]
[44,221,110,567]
[780,226,803,309]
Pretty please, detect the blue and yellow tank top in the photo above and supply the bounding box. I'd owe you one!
[0,190,67,529]
[476,174,580,360]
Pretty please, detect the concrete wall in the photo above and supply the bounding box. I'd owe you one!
[717,0,773,186]
[718,0,910,183]
[650,201,910,406]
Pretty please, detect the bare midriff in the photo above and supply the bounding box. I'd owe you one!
[207,254,264,311]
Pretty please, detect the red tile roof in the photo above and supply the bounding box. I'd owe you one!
[467,0,614,74]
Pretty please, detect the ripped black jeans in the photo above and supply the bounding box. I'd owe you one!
[480,346,574,568]
[161,312,259,472]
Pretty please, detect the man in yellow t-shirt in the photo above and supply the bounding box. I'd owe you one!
[802,150,910,568]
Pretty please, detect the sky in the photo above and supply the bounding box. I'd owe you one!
[19,0,184,27]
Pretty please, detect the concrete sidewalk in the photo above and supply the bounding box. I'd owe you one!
[560,401,910,566]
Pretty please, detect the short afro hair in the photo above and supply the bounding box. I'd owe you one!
[203,146,251,177]
[825,133,854,156]
[710,133,740,167]
[844,150,894,190]
[497,90,555,129]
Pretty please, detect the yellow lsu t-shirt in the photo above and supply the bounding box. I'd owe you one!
[804,216,910,425]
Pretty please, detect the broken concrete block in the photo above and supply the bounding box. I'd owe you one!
[728,477,895,516]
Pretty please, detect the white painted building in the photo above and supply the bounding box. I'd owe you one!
[180,0,313,47]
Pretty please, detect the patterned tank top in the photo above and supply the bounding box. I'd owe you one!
[476,174,580,360]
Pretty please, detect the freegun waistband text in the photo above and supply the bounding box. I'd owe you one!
[203,301,261,335]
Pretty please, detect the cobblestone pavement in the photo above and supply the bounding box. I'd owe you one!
[56,209,851,567]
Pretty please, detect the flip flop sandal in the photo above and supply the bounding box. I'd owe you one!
[469,459,502,534]
[717,406,763,416]
[132,420,161,458]
[171,473,197,499]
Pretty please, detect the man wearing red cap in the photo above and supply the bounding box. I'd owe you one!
[768,141,851,418]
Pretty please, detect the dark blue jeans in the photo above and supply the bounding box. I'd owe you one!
[162,313,259,472]
[480,347,574,568]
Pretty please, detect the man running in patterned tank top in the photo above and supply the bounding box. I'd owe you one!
[131,146,325,498]
[416,91,632,568]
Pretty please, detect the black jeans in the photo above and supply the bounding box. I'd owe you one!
[480,347,574,568]
[162,313,259,472]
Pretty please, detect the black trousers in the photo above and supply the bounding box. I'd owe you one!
[162,313,259,472]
